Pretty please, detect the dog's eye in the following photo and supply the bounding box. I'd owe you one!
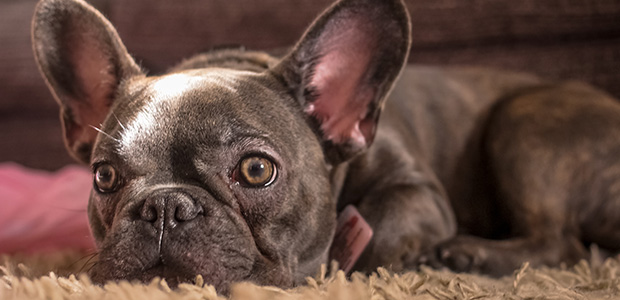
[94,164,120,193]
[237,156,277,187]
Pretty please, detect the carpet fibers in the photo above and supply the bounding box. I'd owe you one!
[1,251,620,299]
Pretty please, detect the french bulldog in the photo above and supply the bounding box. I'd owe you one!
[32,0,620,293]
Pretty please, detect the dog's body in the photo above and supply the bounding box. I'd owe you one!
[344,66,620,274]
[32,0,620,293]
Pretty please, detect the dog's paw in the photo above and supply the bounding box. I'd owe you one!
[433,244,483,272]
[414,237,492,274]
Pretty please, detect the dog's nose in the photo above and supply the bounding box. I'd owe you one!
[140,191,202,226]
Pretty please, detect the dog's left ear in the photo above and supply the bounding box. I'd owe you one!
[273,0,411,162]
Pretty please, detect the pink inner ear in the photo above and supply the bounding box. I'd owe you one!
[305,22,376,149]
[68,36,116,142]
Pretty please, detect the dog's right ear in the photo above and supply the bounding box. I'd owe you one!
[32,0,143,164]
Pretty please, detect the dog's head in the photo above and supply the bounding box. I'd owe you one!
[32,0,410,292]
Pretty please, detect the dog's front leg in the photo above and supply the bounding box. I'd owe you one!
[338,144,457,273]
[355,183,457,272]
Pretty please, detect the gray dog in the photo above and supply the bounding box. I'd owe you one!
[32,0,620,293]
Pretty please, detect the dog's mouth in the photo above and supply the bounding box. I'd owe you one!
[89,245,298,295]
[88,237,260,293]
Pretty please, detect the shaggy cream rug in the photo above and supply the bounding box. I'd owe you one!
[2,250,619,300]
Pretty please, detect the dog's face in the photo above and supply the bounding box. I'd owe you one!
[32,0,410,292]
[85,69,336,289]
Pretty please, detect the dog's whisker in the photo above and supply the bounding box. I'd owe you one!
[70,252,100,274]
[112,112,127,131]
[66,252,96,270]
[89,125,119,142]
[86,261,99,273]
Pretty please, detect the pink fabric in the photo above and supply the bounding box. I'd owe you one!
[0,163,96,254]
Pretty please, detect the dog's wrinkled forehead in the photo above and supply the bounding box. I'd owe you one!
[112,69,276,169]
[119,73,207,152]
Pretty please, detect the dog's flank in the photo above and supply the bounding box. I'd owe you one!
[32,0,620,293]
